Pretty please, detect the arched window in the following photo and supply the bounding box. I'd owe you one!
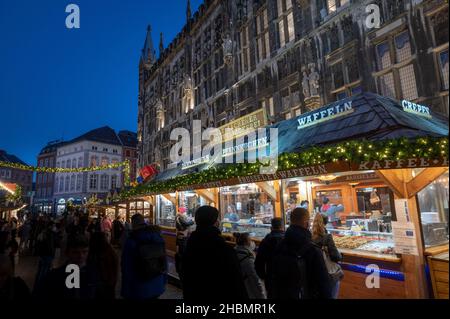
[64,176,70,192]
[78,157,83,168]
[70,175,75,191]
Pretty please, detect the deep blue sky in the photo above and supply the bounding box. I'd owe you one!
[0,0,202,165]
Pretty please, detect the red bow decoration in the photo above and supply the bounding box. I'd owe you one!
[139,164,159,181]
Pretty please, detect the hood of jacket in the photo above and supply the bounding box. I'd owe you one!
[284,225,313,249]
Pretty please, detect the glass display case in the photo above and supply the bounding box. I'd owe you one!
[219,183,274,240]
[417,171,449,247]
[328,227,395,255]
[156,194,176,227]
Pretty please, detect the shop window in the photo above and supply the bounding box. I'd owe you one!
[356,187,394,219]
[439,50,449,91]
[179,191,206,218]
[220,183,274,239]
[399,64,418,100]
[417,171,449,247]
[156,195,176,227]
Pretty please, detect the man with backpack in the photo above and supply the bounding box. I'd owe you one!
[271,207,332,299]
[255,217,285,298]
[121,214,167,300]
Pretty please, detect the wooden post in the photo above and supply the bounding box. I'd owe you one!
[273,180,282,219]
[125,201,130,223]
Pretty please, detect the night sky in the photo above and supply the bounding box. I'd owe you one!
[0,0,202,166]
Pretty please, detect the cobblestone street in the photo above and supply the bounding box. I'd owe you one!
[14,252,183,299]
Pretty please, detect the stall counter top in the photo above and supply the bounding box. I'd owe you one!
[425,243,449,256]
[339,248,402,263]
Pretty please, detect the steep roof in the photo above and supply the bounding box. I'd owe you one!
[69,126,123,146]
[0,150,28,166]
[118,130,137,148]
[39,140,66,155]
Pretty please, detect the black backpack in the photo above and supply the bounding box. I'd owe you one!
[271,242,314,299]
[132,230,167,281]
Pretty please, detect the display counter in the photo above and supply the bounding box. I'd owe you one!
[428,252,449,299]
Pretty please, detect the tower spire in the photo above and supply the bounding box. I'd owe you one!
[186,0,192,22]
[141,24,156,65]
[159,32,164,56]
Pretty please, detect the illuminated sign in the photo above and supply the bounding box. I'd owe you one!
[401,100,431,118]
[219,108,267,142]
[297,101,353,130]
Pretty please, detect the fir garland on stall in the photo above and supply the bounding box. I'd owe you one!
[119,137,448,200]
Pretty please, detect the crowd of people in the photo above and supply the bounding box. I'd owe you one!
[1,204,343,301]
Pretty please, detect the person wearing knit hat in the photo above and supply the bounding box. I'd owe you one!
[194,205,219,228]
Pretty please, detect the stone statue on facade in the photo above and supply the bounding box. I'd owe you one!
[222,33,234,65]
[302,70,310,98]
[308,64,320,97]
[183,74,193,98]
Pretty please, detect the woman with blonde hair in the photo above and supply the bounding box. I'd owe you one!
[312,213,343,299]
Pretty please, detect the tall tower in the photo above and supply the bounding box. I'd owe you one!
[159,32,164,57]
[186,0,192,22]
[141,25,156,65]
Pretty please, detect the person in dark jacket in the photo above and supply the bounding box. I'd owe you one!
[35,233,103,300]
[182,205,248,300]
[0,254,31,301]
[121,214,166,300]
[271,207,332,299]
[254,217,285,298]
[112,215,125,247]
[312,213,343,299]
[88,232,119,299]
[32,221,57,293]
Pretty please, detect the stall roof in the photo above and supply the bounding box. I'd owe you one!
[148,93,448,183]
[273,92,448,154]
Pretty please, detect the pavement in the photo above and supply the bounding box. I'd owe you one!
[14,250,183,299]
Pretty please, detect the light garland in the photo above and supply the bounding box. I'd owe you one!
[118,136,449,200]
[0,160,131,187]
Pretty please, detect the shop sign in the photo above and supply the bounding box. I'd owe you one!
[222,136,269,157]
[297,101,353,130]
[355,157,448,170]
[182,154,211,170]
[401,100,432,119]
[218,108,267,142]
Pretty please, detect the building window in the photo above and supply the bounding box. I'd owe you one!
[78,157,83,168]
[66,161,70,169]
[59,177,64,193]
[277,0,295,48]
[103,148,108,152]
[65,176,70,192]
[37,174,42,184]
[49,158,53,167]
[92,146,98,151]
[268,97,275,117]
[61,160,65,168]
[238,25,251,75]
[113,149,118,154]
[76,175,82,191]
[101,157,109,166]
[377,41,391,70]
[70,175,75,191]
[439,50,449,91]
[90,156,98,167]
[256,9,270,63]
[44,158,48,167]
[399,64,418,100]
[100,175,109,190]
[43,174,47,183]
[56,161,60,168]
[47,187,52,196]
[378,72,396,98]
[111,175,117,189]
[327,0,337,14]
[55,177,59,193]
[72,159,77,168]
[394,31,412,63]
[89,174,98,190]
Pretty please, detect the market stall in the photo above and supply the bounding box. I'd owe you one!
[130,93,448,298]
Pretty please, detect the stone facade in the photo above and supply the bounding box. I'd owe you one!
[137,0,449,171]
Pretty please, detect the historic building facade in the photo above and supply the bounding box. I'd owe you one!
[137,0,449,172]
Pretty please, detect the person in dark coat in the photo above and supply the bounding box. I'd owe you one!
[312,213,343,299]
[33,221,57,292]
[121,214,166,300]
[88,232,119,299]
[271,207,332,299]
[254,217,285,298]
[35,234,102,300]
[0,254,31,301]
[182,205,248,301]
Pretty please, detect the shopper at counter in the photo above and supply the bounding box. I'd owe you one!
[234,232,266,299]
[312,213,343,299]
[182,205,248,300]
[255,217,285,298]
[271,208,332,299]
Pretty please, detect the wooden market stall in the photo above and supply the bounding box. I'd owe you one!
[139,93,448,298]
